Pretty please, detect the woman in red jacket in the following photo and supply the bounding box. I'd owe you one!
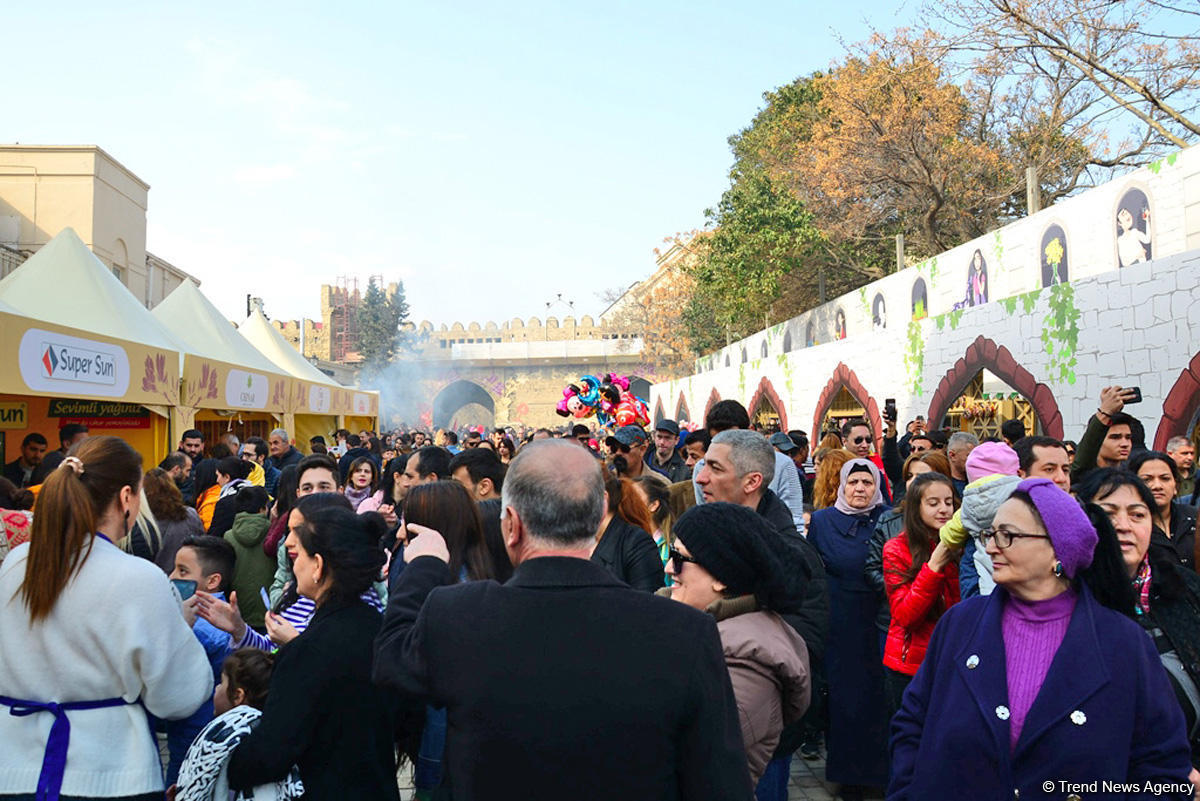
[882,471,960,717]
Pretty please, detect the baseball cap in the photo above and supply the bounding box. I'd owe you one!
[606,425,649,449]
[769,432,798,453]
[654,419,680,436]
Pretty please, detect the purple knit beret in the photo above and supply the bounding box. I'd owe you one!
[1017,477,1097,578]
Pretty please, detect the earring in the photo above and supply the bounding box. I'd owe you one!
[1053,561,1065,578]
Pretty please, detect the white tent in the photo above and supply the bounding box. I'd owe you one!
[238,303,342,385]
[153,280,284,376]
[0,228,183,463]
[0,228,184,352]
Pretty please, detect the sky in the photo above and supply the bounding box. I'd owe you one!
[4,0,913,326]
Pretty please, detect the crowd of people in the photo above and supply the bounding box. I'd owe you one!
[1,384,1199,800]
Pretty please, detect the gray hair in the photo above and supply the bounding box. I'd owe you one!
[1167,436,1193,452]
[947,432,980,452]
[501,440,605,547]
[711,429,775,486]
[270,428,289,440]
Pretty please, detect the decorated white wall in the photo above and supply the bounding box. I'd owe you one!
[653,145,1200,451]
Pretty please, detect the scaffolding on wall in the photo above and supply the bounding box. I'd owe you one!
[331,275,361,362]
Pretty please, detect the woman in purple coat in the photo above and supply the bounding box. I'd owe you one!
[889,478,1193,800]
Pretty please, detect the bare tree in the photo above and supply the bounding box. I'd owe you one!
[924,0,1200,203]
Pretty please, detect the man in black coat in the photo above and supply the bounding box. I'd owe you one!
[374,439,751,801]
[268,427,304,472]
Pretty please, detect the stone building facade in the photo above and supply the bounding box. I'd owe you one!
[0,145,198,308]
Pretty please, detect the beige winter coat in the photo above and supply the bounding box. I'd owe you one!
[658,590,812,783]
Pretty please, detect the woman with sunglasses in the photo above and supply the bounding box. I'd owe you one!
[807,458,891,799]
[661,503,810,787]
[1077,469,1200,781]
[890,478,1192,800]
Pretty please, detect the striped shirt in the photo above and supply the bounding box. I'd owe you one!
[237,589,385,652]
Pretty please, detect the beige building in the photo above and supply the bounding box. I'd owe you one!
[0,145,197,306]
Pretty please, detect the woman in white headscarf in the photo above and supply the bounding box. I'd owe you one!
[808,458,891,801]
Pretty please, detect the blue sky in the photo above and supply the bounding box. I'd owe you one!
[4,0,912,325]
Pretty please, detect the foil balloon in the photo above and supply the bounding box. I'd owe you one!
[555,384,596,419]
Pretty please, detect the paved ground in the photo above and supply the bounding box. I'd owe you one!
[167,732,863,800]
[395,751,868,801]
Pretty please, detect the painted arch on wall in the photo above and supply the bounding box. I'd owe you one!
[812,363,883,452]
[925,335,1065,440]
[1154,350,1200,450]
[675,391,691,424]
[703,388,722,423]
[747,376,788,431]
[652,396,666,427]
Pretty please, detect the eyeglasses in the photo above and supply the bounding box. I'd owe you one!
[667,547,699,574]
[853,436,871,445]
[979,528,1052,549]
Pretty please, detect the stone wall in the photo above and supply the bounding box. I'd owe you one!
[651,249,1200,450]
[694,147,1197,375]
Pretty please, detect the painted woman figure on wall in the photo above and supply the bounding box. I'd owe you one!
[962,249,988,307]
[835,308,847,340]
[1116,188,1152,267]
[872,294,887,331]
[806,321,817,348]
[1040,224,1069,287]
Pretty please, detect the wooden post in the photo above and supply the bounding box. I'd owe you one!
[895,234,905,272]
[1026,166,1041,214]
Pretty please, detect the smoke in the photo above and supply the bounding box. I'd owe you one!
[357,355,437,430]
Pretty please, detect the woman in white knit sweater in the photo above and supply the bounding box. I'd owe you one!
[0,436,213,801]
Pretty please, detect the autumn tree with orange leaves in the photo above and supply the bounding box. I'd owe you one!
[799,35,1016,256]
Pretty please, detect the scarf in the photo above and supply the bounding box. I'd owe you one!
[1133,554,1152,617]
[345,484,372,511]
[833,458,884,516]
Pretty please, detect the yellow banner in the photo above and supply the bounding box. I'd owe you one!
[180,354,291,413]
[0,311,181,407]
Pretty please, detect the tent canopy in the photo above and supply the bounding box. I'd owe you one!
[153,281,284,376]
[238,306,342,385]
[0,228,183,353]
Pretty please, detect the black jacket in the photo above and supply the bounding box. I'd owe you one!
[373,555,752,801]
[590,516,664,592]
[646,449,692,484]
[229,600,401,801]
[1143,544,1200,762]
[863,507,905,633]
[207,495,238,538]
[1151,501,1199,572]
[1,459,33,488]
[756,490,829,665]
[270,445,304,472]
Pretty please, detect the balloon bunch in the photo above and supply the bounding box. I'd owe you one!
[555,373,650,429]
